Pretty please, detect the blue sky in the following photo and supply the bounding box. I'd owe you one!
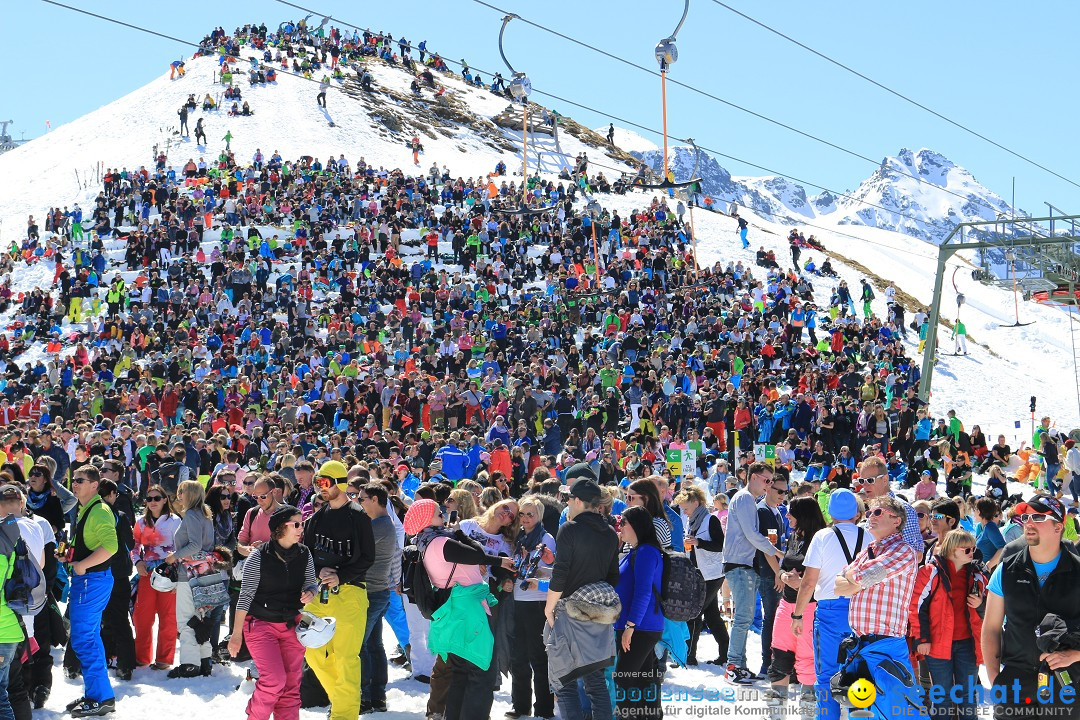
[5,1,1077,216]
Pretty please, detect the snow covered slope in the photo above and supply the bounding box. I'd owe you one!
[594,124,659,153]
[0,51,634,232]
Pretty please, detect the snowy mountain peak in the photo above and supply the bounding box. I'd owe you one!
[630,143,1024,244]
[882,147,958,187]
[834,147,1021,243]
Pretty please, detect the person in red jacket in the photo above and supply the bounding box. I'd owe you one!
[160,383,180,426]
[908,528,987,720]
[732,399,753,450]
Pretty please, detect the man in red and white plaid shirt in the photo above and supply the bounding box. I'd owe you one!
[834,495,922,718]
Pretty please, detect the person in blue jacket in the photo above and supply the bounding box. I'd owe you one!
[539,418,562,456]
[757,405,776,444]
[434,436,471,483]
[615,505,666,719]
[465,435,484,477]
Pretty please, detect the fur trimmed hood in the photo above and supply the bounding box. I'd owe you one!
[562,581,622,625]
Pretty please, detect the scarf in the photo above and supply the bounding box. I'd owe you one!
[27,489,50,512]
[514,522,546,555]
[687,502,709,538]
[415,525,454,555]
[214,512,235,546]
[267,538,301,564]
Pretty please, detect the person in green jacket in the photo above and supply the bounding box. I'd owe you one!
[951,318,968,355]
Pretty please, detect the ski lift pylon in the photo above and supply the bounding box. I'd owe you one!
[634,137,702,191]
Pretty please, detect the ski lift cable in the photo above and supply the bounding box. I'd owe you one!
[707,0,1080,192]
[466,0,1036,224]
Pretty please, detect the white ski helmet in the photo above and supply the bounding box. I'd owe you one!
[296,611,336,649]
[151,563,178,592]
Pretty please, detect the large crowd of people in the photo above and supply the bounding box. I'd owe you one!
[4,16,1079,720]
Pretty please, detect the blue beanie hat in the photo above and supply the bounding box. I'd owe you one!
[829,488,859,521]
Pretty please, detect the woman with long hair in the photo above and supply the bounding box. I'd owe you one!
[624,479,671,548]
[205,485,236,657]
[206,485,236,550]
[163,480,216,678]
[675,485,729,666]
[445,489,478,522]
[459,499,519,573]
[766,496,827,706]
[508,496,556,720]
[228,505,317,720]
[131,484,182,669]
[614,505,665,719]
[908,529,986,720]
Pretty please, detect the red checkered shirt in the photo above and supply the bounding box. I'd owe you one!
[844,532,918,638]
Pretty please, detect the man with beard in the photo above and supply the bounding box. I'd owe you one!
[302,461,374,720]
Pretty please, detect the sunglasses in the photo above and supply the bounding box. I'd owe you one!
[29,471,45,479]
[146,496,165,502]
[521,511,537,518]
[1019,513,1053,524]
[345,491,360,500]
[253,493,272,501]
[72,477,91,485]
[242,480,256,486]
[957,547,975,555]
[863,473,888,483]
[283,521,303,530]
[625,493,641,501]
[868,508,900,519]
[932,513,947,520]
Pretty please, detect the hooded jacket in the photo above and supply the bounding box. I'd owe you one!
[543,582,621,690]
[908,554,987,663]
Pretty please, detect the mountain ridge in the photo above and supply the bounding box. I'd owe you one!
[630,143,1026,244]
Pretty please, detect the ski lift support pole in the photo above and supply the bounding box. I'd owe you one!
[920,215,1080,403]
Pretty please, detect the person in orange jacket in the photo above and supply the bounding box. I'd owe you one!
[487,438,512,480]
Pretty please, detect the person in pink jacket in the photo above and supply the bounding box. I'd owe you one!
[404,499,513,720]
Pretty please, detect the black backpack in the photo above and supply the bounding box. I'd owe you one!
[401,544,457,620]
[152,461,182,496]
[657,551,706,622]
[633,547,706,622]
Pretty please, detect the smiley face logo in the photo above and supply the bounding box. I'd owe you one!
[848,678,876,709]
